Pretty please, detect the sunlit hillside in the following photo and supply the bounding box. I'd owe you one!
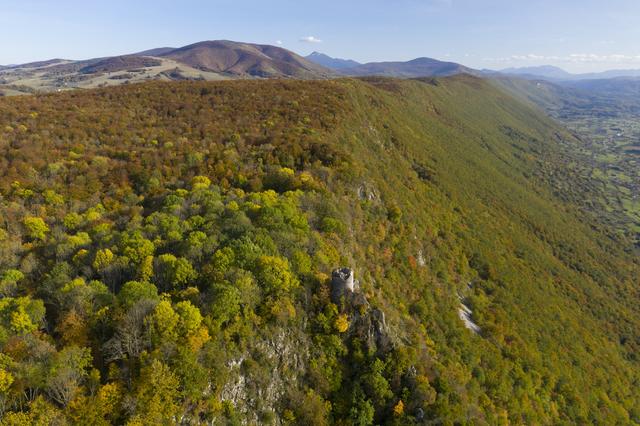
[0,77,638,424]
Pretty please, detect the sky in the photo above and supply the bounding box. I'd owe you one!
[1,0,640,73]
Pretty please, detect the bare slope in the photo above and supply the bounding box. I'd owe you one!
[160,40,332,78]
[79,55,162,74]
[0,40,332,95]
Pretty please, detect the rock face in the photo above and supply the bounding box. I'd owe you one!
[331,267,356,303]
[219,329,309,423]
[350,306,394,354]
[216,268,396,423]
[457,290,481,335]
[458,301,481,335]
[331,267,395,354]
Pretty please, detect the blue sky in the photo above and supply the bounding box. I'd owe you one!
[2,0,640,72]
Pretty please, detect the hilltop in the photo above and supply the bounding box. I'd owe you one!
[159,40,331,78]
[305,51,362,70]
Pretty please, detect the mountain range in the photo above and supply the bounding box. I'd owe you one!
[501,64,640,81]
[0,40,333,95]
[305,51,361,70]
[4,41,640,97]
[338,57,474,77]
[306,52,640,82]
[1,43,480,96]
[303,52,475,77]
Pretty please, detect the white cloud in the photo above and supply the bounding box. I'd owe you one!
[566,53,640,63]
[275,40,283,45]
[299,36,322,44]
[510,54,549,61]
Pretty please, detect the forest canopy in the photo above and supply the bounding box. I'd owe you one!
[0,78,638,425]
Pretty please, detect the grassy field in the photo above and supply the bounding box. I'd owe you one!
[0,57,232,96]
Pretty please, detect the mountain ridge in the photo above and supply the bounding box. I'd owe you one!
[158,40,332,78]
[305,51,362,69]
[339,57,475,77]
[0,40,334,95]
[501,64,640,81]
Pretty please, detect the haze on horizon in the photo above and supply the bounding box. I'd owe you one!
[2,0,640,73]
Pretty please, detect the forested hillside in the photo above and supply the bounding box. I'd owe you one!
[0,77,638,425]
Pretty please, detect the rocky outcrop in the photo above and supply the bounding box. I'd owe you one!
[458,298,481,335]
[331,267,395,354]
[219,328,309,424]
[349,306,394,354]
[457,288,481,335]
[357,183,378,201]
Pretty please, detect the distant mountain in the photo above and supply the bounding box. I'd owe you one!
[580,69,640,80]
[500,65,640,81]
[340,57,474,77]
[305,52,361,70]
[501,65,574,80]
[562,76,640,102]
[0,40,335,95]
[159,40,332,78]
[79,55,162,74]
[1,58,68,71]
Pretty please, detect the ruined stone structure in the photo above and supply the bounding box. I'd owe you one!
[331,267,355,303]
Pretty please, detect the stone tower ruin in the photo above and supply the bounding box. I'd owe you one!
[331,267,355,303]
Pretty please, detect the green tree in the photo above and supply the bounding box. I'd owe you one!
[208,247,235,282]
[63,212,83,230]
[209,282,241,326]
[146,300,179,344]
[130,360,181,424]
[293,389,330,426]
[23,217,49,241]
[93,248,115,270]
[254,255,298,296]
[0,297,45,336]
[363,358,393,405]
[118,281,159,309]
[154,254,197,291]
[120,231,155,264]
[349,385,375,426]
[174,301,203,337]
[0,269,24,296]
